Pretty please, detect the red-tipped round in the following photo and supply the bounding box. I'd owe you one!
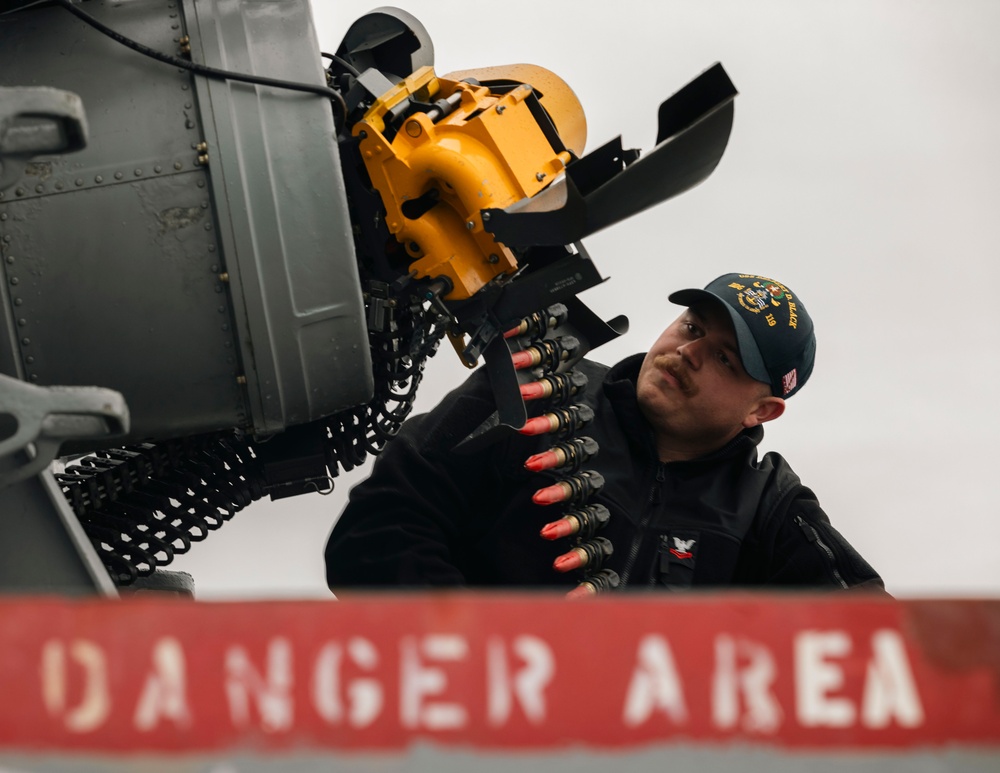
[503,324,524,339]
[540,518,575,540]
[565,583,596,600]
[519,381,548,401]
[511,350,536,370]
[532,481,569,505]
[524,450,560,472]
[519,415,556,436]
[553,549,585,573]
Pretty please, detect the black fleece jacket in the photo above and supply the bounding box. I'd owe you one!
[325,355,885,593]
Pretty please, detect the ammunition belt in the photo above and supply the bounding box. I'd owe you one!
[57,295,446,586]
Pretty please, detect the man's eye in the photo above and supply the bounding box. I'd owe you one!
[718,352,734,370]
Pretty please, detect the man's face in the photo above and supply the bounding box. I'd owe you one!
[636,301,782,458]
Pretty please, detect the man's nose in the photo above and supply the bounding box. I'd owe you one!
[676,338,703,369]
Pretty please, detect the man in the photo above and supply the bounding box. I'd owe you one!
[325,273,885,593]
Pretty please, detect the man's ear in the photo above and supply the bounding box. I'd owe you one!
[743,396,785,428]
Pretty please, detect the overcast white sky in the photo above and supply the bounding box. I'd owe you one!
[174,0,1000,599]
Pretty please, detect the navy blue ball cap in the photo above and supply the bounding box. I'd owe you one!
[668,273,816,398]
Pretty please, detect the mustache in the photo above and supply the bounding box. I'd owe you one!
[653,354,698,396]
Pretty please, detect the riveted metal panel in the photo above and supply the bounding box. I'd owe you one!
[0,0,372,446]
[0,0,244,446]
[0,178,244,441]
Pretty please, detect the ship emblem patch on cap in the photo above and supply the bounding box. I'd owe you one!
[732,277,798,329]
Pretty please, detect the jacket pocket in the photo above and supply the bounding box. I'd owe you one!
[655,530,700,588]
[653,526,743,588]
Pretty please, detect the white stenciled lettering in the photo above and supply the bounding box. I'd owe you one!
[861,630,924,728]
[225,638,293,732]
[622,635,687,727]
[712,635,782,733]
[795,630,854,727]
[312,638,383,728]
[41,639,111,733]
[133,637,191,731]
[487,635,554,726]
[399,634,468,730]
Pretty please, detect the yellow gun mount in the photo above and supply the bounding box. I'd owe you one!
[352,64,586,302]
[335,8,735,380]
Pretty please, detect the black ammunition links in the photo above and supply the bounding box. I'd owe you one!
[522,335,580,371]
[507,302,569,340]
[544,404,595,437]
[511,303,618,595]
[575,536,614,571]
[563,503,611,539]
[549,436,600,472]
[537,370,589,405]
[581,568,621,595]
[556,470,605,503]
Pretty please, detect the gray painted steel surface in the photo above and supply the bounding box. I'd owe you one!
[0,469,117,594]
[184,0,372,435]
[0,0,371,447]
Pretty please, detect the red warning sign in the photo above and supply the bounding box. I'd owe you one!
[0,594,996,753]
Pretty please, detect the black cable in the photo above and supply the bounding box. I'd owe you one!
[321,51,361,78]
[55,0,348,125]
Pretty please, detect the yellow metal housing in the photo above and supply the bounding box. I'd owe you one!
[442,63,587,157]
[352,65,584,300]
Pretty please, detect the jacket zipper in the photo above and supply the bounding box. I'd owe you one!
[794,515,848,589]
[618,463,665,588]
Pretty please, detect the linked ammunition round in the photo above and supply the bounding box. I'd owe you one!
[502,302,569,340]
[553,537,613,572]
[532,479,572,505]
[524,447,566,473]
[565,569,620,599]
[531,470,605,505]
[518,404,594,437]
[524,436,599,472]
[519,370,589,404]
[540,503,611,540]
[510,335,580,372]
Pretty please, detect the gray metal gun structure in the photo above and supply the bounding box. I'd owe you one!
[0,0,737,595]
